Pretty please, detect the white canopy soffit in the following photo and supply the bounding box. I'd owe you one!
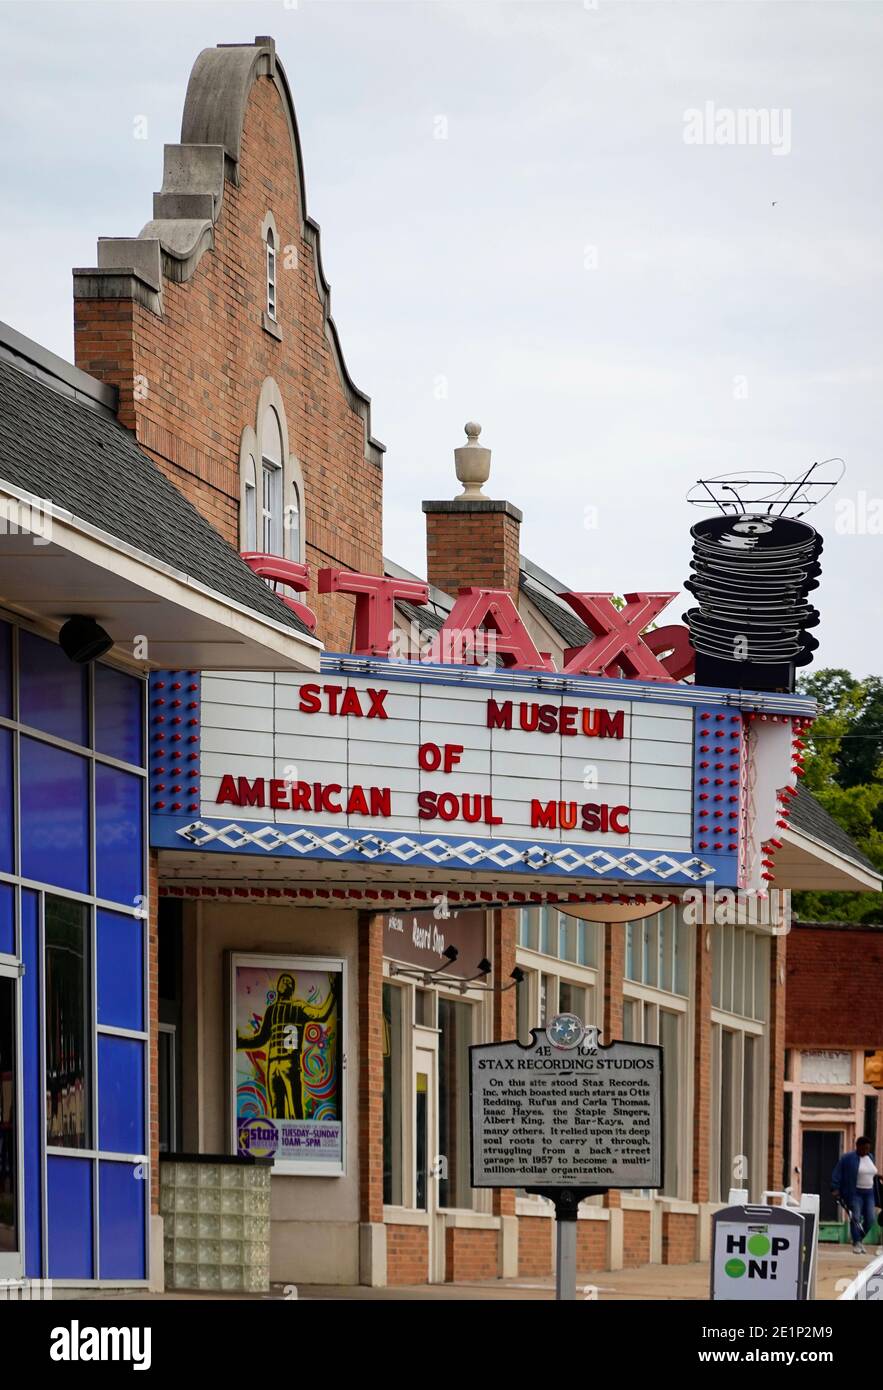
[0,481,322,672]
[775,828,881,894]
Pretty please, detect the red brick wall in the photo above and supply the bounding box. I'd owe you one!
[424,502,522,605]
[692,920,712,1203]
[492,907,516,1220]
[786,923,883,1048]
[603,923,624,1219]
[74,71,382,653]
[445,1227,498,1282]
[576,1219,607,1271]
[662,1212,696,1264]
[768,931,787,1191]
[518,1215,553,1276]
[359,913,383,1226]
[386,1225,428,1285]
[622,1209,651,1267]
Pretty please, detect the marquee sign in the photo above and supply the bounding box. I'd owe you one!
[148,657,811,890]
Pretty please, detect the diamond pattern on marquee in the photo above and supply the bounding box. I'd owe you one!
[176,821,713,881]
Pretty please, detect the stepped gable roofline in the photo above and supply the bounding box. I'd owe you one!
[73,36,384,466]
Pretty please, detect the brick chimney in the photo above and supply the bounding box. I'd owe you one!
[422,423,523,603]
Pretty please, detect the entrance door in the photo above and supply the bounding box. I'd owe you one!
[802,1130,843,1222]
[415,1044,445,1283]
[0,966,22,1278]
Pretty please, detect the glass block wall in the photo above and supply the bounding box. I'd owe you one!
[0,619,148,1281]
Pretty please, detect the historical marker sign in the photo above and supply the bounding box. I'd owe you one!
[469,1028,663,1189]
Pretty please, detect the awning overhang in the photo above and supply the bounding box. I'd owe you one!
[0,482,322,671]
[776,827,881,893]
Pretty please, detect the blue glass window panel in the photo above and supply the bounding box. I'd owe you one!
[97,910,144,1031]
[0,620,10,718]
[21,890,41,1277]
[0,882,13,956]
[20,737,89,893]
[96,765,143,905]
[99,1161,146,1279]
[47,1156,93,1278]
[19,629,88,746]
[95,664,144,768]
[0,727,12,875]
[98,1035,145,1155]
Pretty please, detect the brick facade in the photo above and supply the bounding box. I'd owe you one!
[575,1218,607,1271]
[662,1212,696,1265]
[518,1215,554,1275]
[359,912,384,1227]
[386,1225,429,1285]
[622,1208,652,1267]
[73,47,382,654]
[767,931,788,1191]
[444,1227,498,1282]
[786,922,883,1048]
[491,907,517,1222]
[423,499,523,605]
[692,920,712,1204]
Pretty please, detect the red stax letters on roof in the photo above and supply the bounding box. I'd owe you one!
[318,569,430,656]
[559,592,682,681]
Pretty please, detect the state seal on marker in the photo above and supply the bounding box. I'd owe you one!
[547,1012,585,1050]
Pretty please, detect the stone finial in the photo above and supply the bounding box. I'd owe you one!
[454,421,491,499]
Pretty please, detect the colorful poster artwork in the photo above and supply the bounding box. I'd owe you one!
[233,958,342,1170]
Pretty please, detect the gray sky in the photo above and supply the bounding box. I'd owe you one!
[2,0,882,677]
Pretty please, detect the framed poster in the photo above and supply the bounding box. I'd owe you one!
[229,953,345,1176]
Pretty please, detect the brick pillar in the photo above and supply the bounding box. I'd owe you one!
[422,499,523,604]
[602,921,624,1240]
[603,920,624,1040]
[73,294,139,431]
[359,911,384,1226]
[692,918,713,1204]
[492,908,517,1220]
[767,929,787,1191]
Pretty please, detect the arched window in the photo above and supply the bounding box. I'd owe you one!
[243,454,257,551]
[287,481,301,564]
[261,407,284,556]
[239,382,306,564]
[266,226,277,321]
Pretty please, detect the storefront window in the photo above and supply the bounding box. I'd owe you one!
[623,909,692,1199]
[415,1071,428,1211]
[45,896,90,1150]
[713,1020,765,1202]
[516,910,601,1048]
[0,974,16,1253]
[438,997,472,1210]
[712,924,769,1020]
[626,908,689,995]
[382,983,404,1206]
[0,620,147,1282]
[559,981,587,1020]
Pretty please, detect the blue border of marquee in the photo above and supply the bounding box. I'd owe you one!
[148,815,733,886]
[149,658,816,889]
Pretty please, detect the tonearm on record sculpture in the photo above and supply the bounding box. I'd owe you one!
[684,460,845,693]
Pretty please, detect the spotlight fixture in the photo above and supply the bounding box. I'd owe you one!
[58,615,113,665]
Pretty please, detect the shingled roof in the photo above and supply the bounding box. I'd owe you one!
[0,334,312,637]
[787,784,879,874]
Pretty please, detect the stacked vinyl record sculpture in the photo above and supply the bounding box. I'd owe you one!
[684,513,822,691]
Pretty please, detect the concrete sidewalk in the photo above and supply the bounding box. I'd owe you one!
[63,1242,880,1301]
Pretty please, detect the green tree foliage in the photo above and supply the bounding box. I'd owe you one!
[793,669,883,923]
